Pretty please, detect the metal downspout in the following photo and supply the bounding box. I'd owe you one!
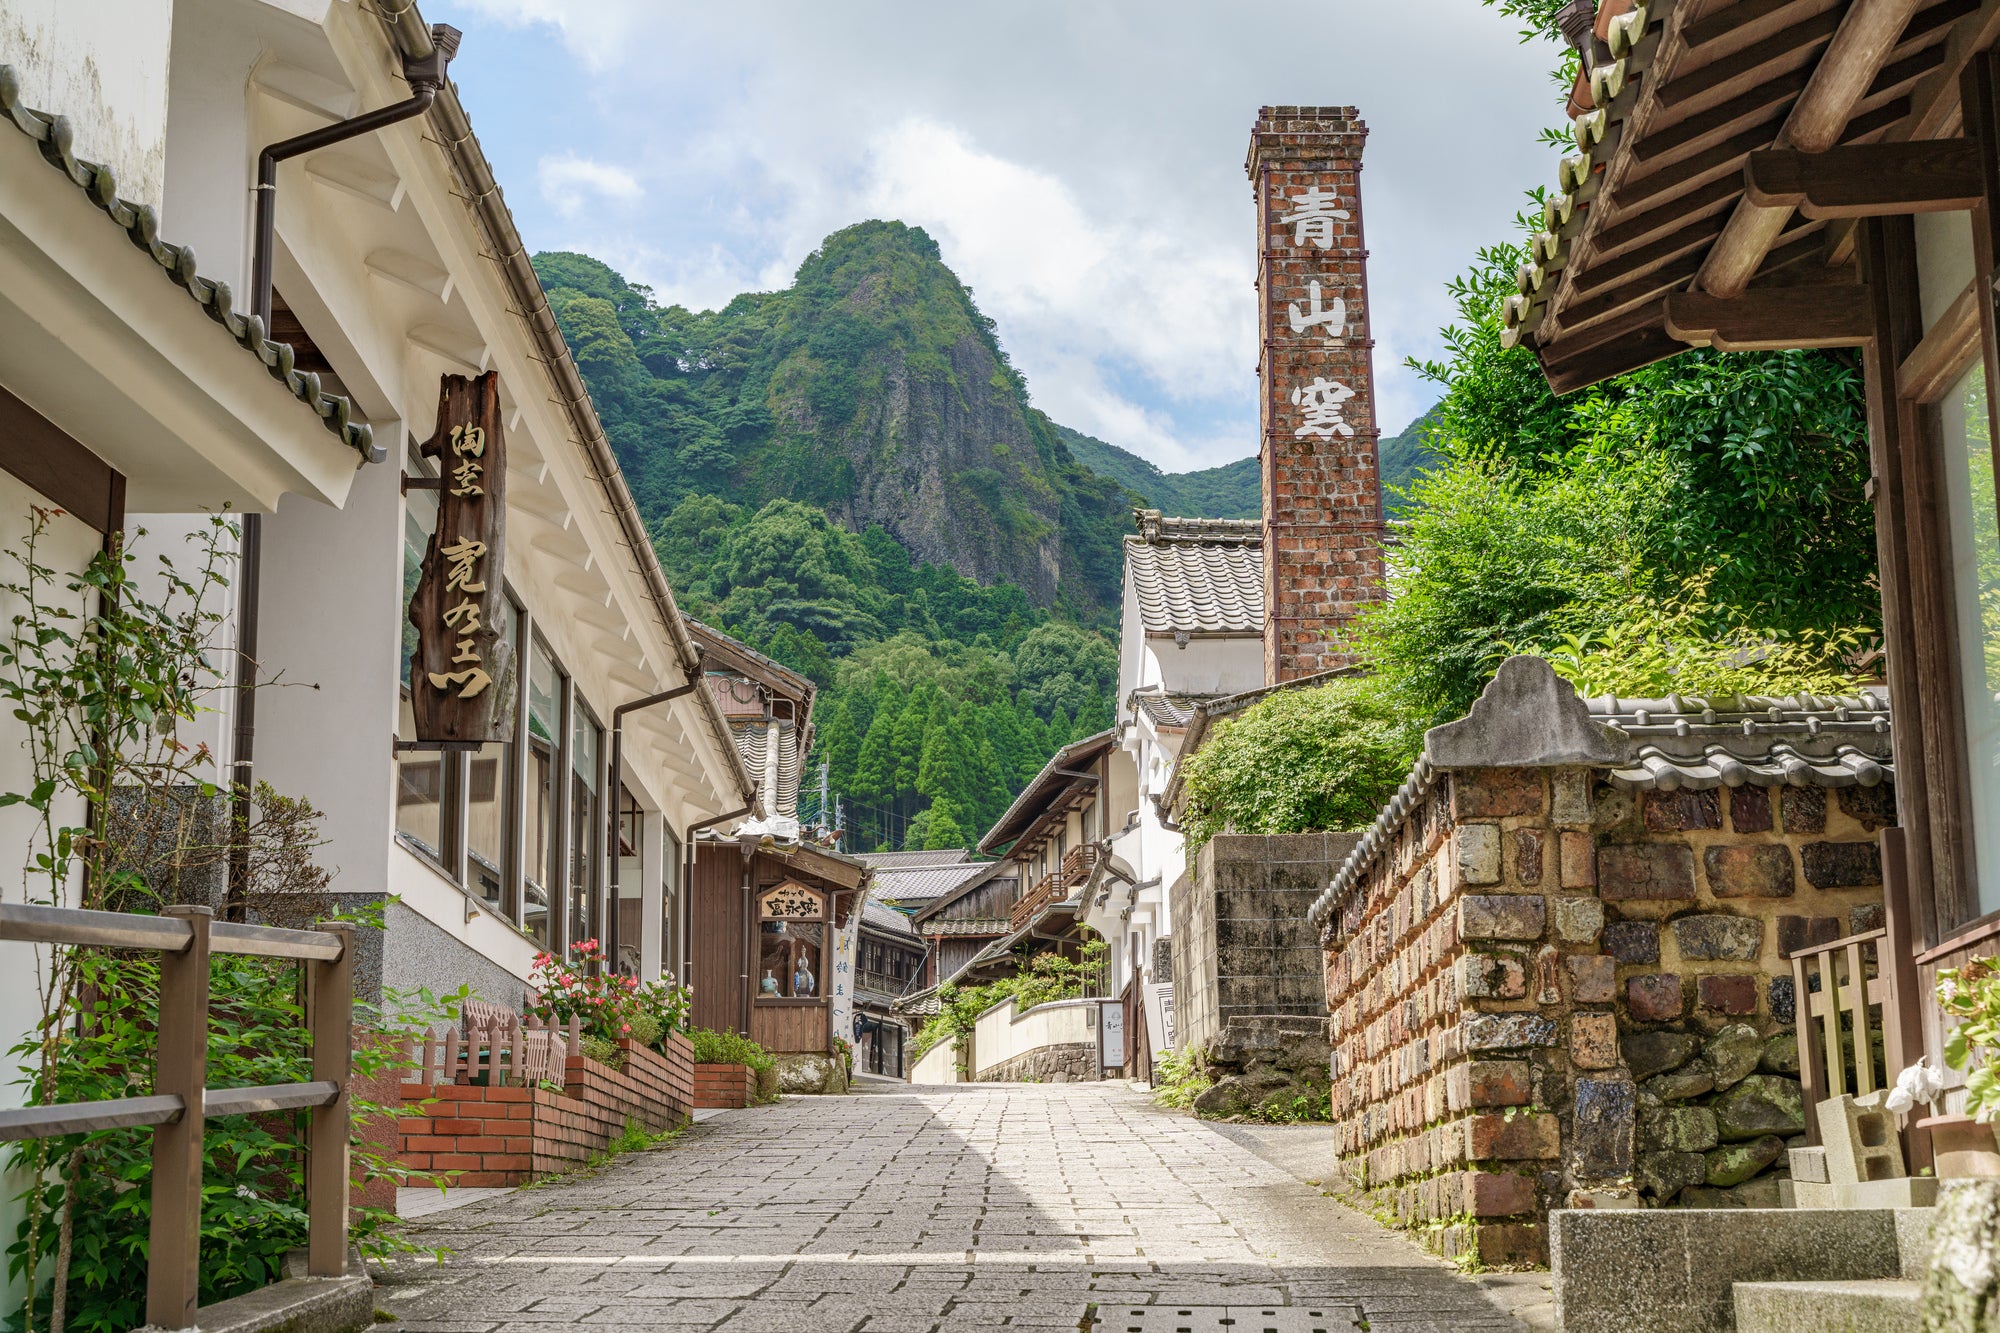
[604,676,699,976]
[226,29,456,917]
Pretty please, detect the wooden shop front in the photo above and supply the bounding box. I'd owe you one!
[689,839,866,1054]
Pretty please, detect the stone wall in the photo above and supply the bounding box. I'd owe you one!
[1190,1015,1332,1120]
[1173,833,1356,1053]
[975,1044,1098,1083]
[1324,764,1888,1266]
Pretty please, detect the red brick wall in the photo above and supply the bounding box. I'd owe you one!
[390,1030,698,1191]
[693,1062,753,1109]
[1246,105,1386,685]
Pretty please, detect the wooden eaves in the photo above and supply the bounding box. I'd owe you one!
[1507,0,2000,395]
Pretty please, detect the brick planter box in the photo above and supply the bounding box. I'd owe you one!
[694,1062,753,1109]
[391,1029,698,1193]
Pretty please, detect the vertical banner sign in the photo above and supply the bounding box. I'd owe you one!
[830,891,865,1049]
[409,371,514,742]
[1246,107,1387,685]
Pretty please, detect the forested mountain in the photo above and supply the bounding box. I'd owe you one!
[534,223,1229,850]
[1378,406,1441,509]
[1056,426,1261,519]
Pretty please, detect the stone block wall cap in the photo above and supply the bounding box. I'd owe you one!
[1424,655,1632,770]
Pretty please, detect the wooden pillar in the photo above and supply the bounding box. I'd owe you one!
[147,906,212,1330]
[307,924,356,1277]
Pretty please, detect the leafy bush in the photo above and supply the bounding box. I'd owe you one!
[909,937,1108,1061]
[6,949,461,1333]
[686,1028,774,1073]
[1152,1046,1212,1111]
[578,1034,623,1070]
[529,942,692,1060]
[1176,679,1422,854]
[1940,959,2000,1122]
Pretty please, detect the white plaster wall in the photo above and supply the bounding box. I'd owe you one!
[909,1038,961,1086]
[0,481,97,1302]
[0,0,175,206]
[160,0,262,290]
[254,434,401,910]
[1149,635,1265,696]
[971,996,1096,1072]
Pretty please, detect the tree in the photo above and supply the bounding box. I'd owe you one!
[916,797,971,852]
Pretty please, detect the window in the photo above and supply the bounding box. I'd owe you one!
[524,637,562,947]
[568,704,602,957]
[662,825,682,983]
[1943,362,2000,917]
[464,598,521,916]
[396,486,452,863]
[615,786,643,976]
[759,921,823,998]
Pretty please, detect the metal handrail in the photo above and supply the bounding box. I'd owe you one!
[0,902,354,1328]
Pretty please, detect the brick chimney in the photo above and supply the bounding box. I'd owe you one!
[1247,106,1386,685]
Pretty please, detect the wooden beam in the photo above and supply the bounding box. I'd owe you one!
[1660,9,1843,114]
[1744,139,1984,215]
[1663,284,1875,348]
[1699,0,1925,298]
[1896,276,1980,400]
[1541,323,1689,395]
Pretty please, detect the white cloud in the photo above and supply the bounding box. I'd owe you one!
[536,153,643,221]
[432,0,1564,471]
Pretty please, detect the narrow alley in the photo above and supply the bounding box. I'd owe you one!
[378,1083,1528,1332]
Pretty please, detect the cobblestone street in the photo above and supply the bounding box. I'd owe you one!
[379,1082,1524,1332]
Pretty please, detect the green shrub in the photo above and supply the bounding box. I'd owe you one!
[686,1027,773,1072]
[909,936,1109,1061]
[1176,678,1421,855]
[578,1034,623,1069]
[1152,1046,1212,1111]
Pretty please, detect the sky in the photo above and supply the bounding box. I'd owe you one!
[427,1,1565,474]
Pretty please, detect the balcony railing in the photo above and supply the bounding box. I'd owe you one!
[1010,843,1100,933]
[0,902,354,1331]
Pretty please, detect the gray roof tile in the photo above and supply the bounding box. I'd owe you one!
[0,66,377,461]
[1125,527,1265,636]
[870,860,994,904]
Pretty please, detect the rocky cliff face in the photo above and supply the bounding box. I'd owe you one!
[537,225,1135,618]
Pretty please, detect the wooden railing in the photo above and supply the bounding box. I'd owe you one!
[400,1004,580,1086]
[0,902,352,1331]
[1010,844,1100,932]
[1791,926,1889,1146]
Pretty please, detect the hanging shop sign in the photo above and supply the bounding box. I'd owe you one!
[759,881,823,920]
[408,371,514,743]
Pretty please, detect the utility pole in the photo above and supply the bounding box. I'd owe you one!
[818,759,830,837]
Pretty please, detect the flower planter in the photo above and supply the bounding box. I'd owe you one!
[693,1062,753,1109]
[1921,1114,2000,1178]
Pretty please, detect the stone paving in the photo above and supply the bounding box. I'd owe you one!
[379,1082,1521,1332]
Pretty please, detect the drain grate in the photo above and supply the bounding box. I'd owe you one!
[1093,1307,1359,1333]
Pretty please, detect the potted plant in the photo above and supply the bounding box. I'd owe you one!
[1929,960,2000,1177]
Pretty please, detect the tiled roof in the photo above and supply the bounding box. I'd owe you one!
[0,65,377,462]
[869,859,994,904]
[1129,689,1218,731]
[1589,688,1893,792]
[920,918,1011,937]
[1134,509,1262,543]
[1125,522,1265,637]
[729,721,801,820]
[859,848,971,868]
[1306,657,1896,931]
[861,898,917,937]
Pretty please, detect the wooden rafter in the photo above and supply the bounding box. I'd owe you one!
[1746,139,1983,214]
[1663,284,1875,347]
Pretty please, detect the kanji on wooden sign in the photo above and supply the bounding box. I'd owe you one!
[408,371,514,743]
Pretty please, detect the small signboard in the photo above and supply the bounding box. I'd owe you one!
[759,881,823,920]
[408,371,513,743]
[1144,982,1176,1054]
[1099,1000,1125,1070]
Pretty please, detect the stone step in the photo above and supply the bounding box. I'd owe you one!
[1732,1277,1921,1332]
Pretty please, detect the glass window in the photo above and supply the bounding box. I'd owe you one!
[662,826,682,984]
[615,787,643,976]
[760,920,822,998]
[569,706,601,958]
[396,484,451,862]
[1944,363,2000,917]
[464,599,520,916]
[523,638,562,947]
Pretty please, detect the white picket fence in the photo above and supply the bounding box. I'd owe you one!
[397,1001,583,1087]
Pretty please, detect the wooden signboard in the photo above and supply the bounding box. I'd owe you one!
[759,881,823,920]
[408,371,514,743]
